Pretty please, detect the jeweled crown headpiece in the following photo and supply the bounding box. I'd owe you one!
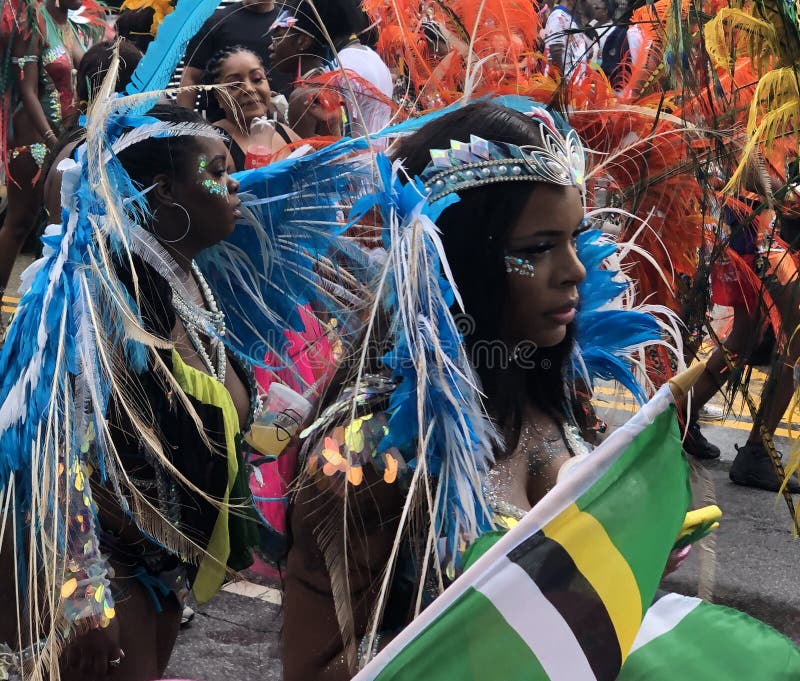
[420,108,585,202]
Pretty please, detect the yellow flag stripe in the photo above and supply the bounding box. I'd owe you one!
[544,503,641,660]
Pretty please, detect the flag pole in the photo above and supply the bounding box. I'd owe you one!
[668,361,707,403]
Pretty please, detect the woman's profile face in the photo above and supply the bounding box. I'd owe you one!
[169,136,241,250]
[502,184,586,349]
[214,50,271,125]
[269,26,311,74]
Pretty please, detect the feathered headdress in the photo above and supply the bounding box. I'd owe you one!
[364,0,554,112]
[704,2,800,189]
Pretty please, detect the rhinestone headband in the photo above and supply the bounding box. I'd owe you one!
[420,111,585,203]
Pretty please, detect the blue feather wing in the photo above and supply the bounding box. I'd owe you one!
[196,138,371,366]
[574,229,663,402]
[125,0,221,102]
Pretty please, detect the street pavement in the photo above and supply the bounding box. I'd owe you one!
[3,256,800,679]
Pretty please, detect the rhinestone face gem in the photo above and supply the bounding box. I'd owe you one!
[503,254,535,277]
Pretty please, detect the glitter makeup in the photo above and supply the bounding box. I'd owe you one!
[197,155,229,196]
[504,254,536,277]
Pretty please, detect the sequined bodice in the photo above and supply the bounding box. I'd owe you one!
[41,42,75,126]
[485,421,590,523]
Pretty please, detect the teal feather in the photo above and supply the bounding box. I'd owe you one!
[125,0,221,103]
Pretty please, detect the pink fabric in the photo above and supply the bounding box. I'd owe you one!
[250,306,338,536]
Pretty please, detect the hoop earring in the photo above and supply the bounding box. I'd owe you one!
[156,203,191,244]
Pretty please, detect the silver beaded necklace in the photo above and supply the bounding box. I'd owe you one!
[170,261,227,383]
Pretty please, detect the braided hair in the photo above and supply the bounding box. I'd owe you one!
[201,45,264,86]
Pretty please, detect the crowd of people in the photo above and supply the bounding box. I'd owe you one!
[0,0,800,680]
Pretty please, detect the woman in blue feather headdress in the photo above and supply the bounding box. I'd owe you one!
[281,100,680,680]
[0,99,269,680]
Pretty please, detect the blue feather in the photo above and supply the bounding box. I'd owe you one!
[352,154,497,573]
[573,229,664,403]
[196,136,371,367]
[125,0,221,103]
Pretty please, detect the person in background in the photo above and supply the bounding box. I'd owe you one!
[590,0,635,89]
[177,0,290,115]
[543,0,585,77]
[0,0,104,307]
[269,0,394,136]
[115,5,157,53]
[202,45,300,170]
[588,0,613,57]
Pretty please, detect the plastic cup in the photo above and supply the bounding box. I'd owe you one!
[245,383,312,457]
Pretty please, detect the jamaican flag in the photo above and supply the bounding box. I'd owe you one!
[354,377,800,680]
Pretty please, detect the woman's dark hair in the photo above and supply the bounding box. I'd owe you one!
[291,0,370,51]
[115,8,156,53]
[75,39,143,105]
[201,44,264,86]
[392,101,577,451]
[116,104,209,206]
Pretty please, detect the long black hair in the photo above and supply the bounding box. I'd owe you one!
[392,101,577,452]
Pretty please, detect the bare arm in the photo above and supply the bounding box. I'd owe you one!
[176,65,203,109]
[12,33,54,143]
[283,413,404,681]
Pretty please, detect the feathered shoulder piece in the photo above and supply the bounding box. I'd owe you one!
[303,151,501,575]
[572,227,684,401]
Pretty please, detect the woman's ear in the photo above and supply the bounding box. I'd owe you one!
[150,172,175,208]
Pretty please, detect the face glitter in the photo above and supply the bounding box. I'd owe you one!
[504,254,536,277]
[197,155,229,196]
[202,178,228,196]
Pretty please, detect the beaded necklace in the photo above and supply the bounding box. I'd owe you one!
[170,262,227,383]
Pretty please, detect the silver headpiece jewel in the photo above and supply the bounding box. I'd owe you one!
[420,110,585,203]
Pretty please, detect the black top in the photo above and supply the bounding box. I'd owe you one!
[221,121,294,171]
[109,254,260,572]
[185,1,291,95]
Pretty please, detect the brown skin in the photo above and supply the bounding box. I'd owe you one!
[686,273,800,452]
[269,26,342,137]
[211,51,300,162]
[38,137,250,680]
[504,185,586,349]
[175,0,276,108]
[0,0,85,290]
[591,0,611,23]
[492,186,586,509]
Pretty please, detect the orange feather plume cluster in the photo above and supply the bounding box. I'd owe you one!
[364,0,555,112]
